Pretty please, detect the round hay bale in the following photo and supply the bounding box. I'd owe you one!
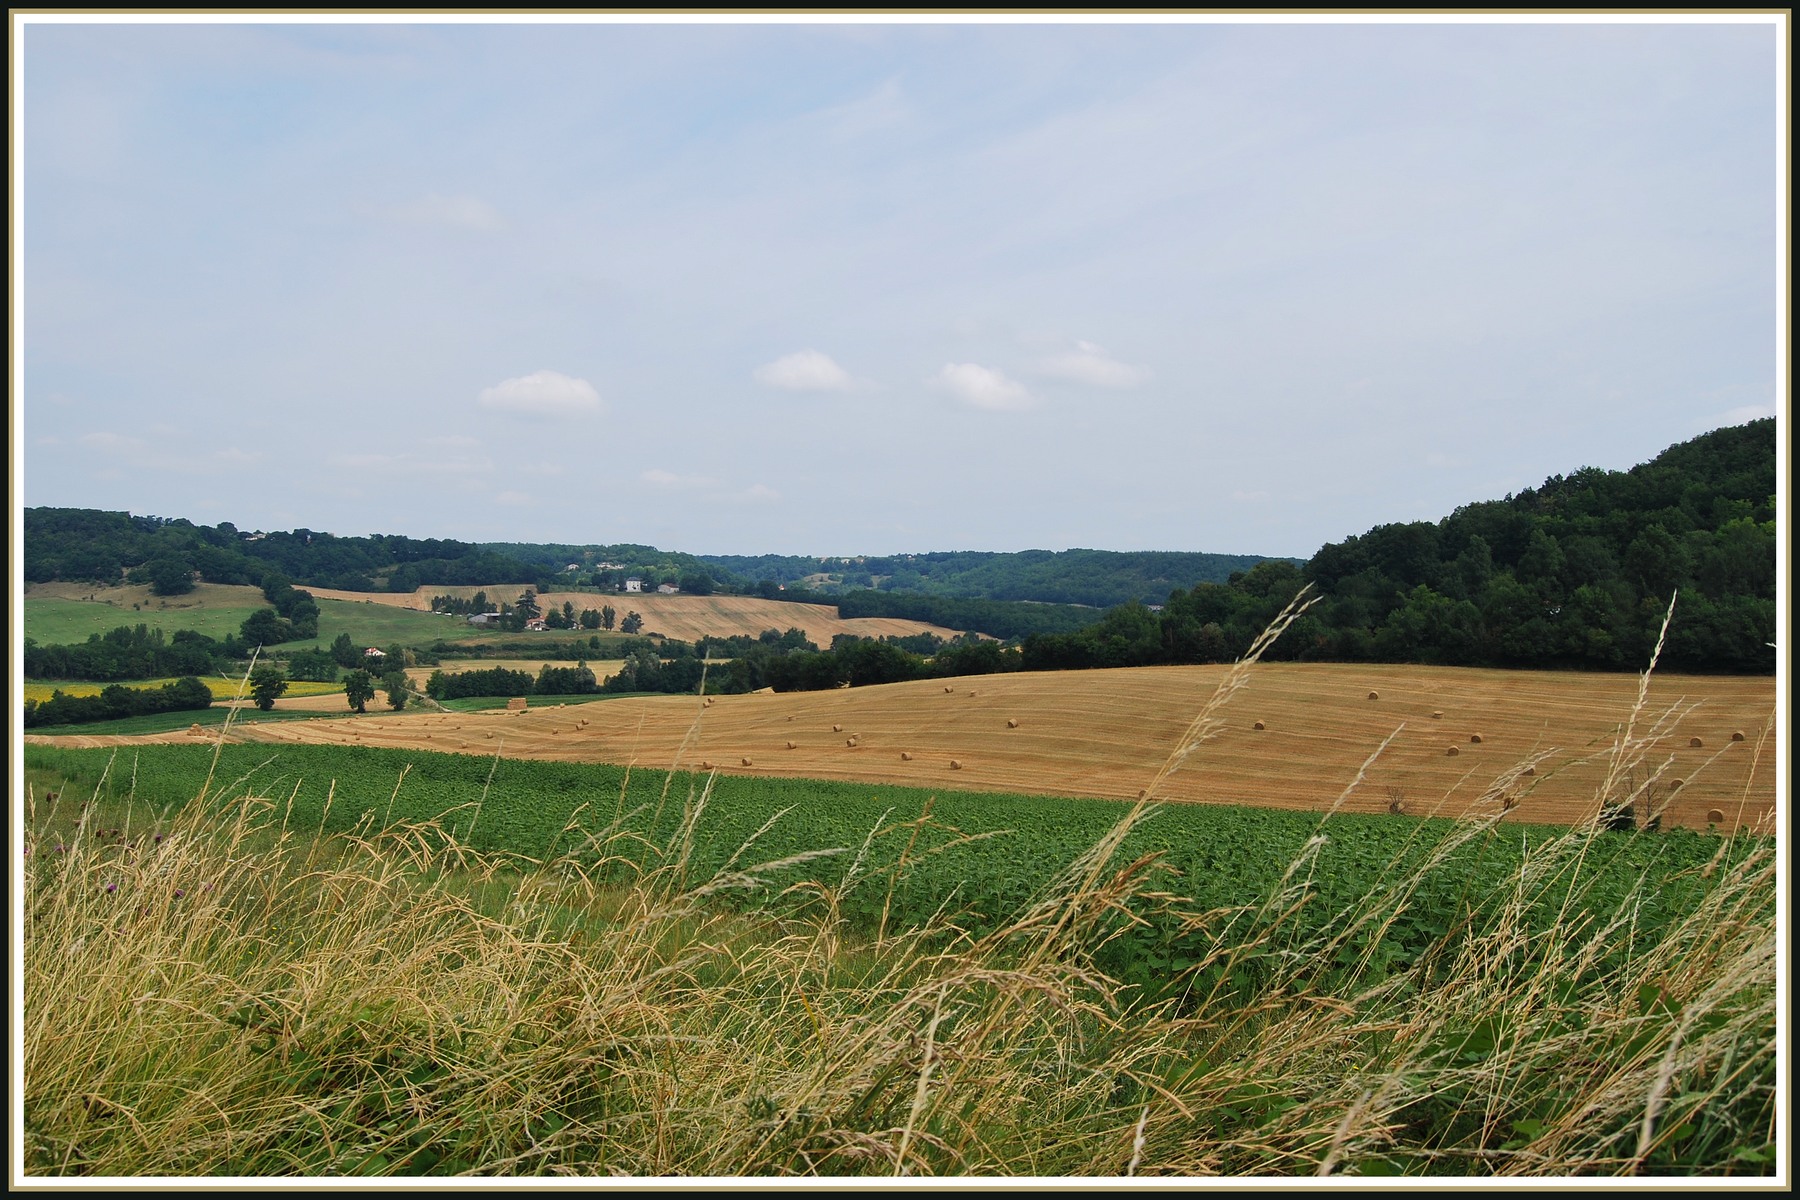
[485,732,494,739]
[846,737,858,747]
[900,752,913,761]
[704,697,715,706]
[700,761,714,770]
[1446,746,1460,757]
[1430,710,1443,719]
[1669,778,1684,790]
[1688,736,1704,748]
[1367,691,1380,701]
[1469,734,1482,744]
[832,724,842,733]
[950,759,963,770]
[967,690,977,698]
[1253,720,1266,731]
[1731,730,1745,742]
[1706,808,1725,825]
[1007,718,1019,729]
[786,740,797,750]
[741,757,753,767]
[579,719,588,727]
[1522,765,1536,777]
[188,723,203,735]
[945,686,954,693]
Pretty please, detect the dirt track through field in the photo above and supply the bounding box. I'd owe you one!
[34,663,1777,833]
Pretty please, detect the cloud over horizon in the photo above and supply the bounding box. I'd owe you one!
[933,363,1034,411]
[476,370,602,419]
[754,350,854,391]
[1035,341,1149,389]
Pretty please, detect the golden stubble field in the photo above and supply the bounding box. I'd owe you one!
[305,586,968,645]
[46,662,1778,833]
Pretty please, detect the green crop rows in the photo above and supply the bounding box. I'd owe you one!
[24,741,1759,1002]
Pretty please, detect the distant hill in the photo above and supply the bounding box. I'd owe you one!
[695,549,1295,609]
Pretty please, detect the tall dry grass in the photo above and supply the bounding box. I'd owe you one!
[18,594,1779,1178]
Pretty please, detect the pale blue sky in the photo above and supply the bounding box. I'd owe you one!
[14,14,1783,559]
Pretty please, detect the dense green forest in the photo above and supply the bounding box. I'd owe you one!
[22,419,1778,678]
[695,548,1290,607]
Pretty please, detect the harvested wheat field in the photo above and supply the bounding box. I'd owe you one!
[307,586,968,646]
[48,663,1777,833]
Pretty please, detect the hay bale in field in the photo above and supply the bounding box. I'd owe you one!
[1669,778,1684,790]
[967,690,977,698]
[1707,808,1725,825]
[1688,736,1704,748]
[786,741,797,750]
[1253,720,1266,731]
[901,752,913,761]
[1446,746,1460,757]
[1522,765,1536,777]
[945,686,955,693]
[846,736,858,747]
[579,719,588,727]
[741,757,753,767]
[1368,690,1380,700]
[700,761,714,770]
[1430,711,1443,720]
[950,759,963,770]
[704,697,715,706]
[485,732,494,739]
[1007,718,1018,728]
[1469,734,1482,744]
[833,723,843,733]
[1731,730,1745,742]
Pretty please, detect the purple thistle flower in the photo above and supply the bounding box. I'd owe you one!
[173,889,185,899]
[105,883,117,894]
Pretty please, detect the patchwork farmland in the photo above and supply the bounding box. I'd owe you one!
[304,586,971,645]
[37,661,1776,834]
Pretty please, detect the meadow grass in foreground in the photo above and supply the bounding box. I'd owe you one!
[18,595,1780,1178]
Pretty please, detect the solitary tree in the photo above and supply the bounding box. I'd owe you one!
[248,664,288,711]
[621,611,643,635]
[343,669,376,714]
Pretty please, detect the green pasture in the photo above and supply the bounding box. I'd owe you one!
[23,589,266,644]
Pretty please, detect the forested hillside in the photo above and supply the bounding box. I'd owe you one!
[697,548,1288,608]
[1021,419,1777,674]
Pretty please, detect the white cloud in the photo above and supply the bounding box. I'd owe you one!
[754,350,853,392]
[1035,341,1149,389]
[932,363,1034,412]
[641,468,720,489]
[477,370,602,418]
[392,192,506,232]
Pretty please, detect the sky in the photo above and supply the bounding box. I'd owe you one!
[11,12,1786,562]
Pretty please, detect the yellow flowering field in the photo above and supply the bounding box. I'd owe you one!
[21,676,346,703]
